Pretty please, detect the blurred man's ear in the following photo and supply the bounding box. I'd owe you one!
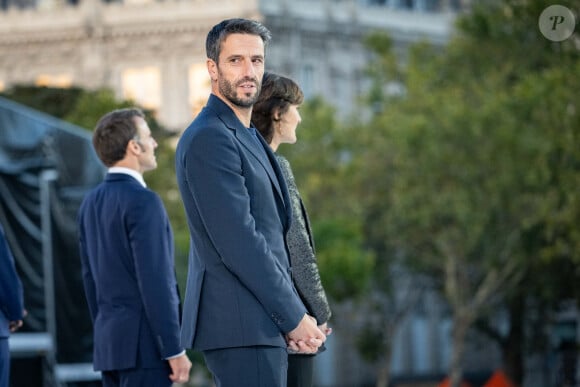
[128,139,144,155]
[207,59,218,82]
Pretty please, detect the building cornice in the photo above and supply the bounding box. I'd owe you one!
[0,0,260,45]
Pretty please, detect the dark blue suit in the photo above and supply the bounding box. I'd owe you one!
[176,95,307,385]
[78,173,182,386]
[0,223,24,387]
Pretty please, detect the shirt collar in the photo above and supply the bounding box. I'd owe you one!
[108,166,147,188]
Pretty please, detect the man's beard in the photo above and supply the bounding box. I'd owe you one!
[218,74,261,108]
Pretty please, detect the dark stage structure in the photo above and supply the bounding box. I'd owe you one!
[0,96,104,386]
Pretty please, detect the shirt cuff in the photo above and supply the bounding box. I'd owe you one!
[165,350,186,360]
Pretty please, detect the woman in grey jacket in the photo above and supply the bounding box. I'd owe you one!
[252,72,332,387]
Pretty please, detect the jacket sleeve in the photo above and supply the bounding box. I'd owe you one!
[127,191,184,358]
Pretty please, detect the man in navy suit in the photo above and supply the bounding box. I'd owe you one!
[0,223,25,387]
[78,108,191,387]
[176,18,326,387]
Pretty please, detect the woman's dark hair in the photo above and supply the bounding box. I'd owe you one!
[92,108,145,167]
[252,72,304,144]
[206,18,272,63]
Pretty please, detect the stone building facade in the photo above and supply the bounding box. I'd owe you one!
[0,0,464,130]
[0,0,260,130]
[261,0,460,118]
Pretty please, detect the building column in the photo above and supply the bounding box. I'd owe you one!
[160,56,190,132]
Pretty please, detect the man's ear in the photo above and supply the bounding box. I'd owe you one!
[128,139,142,155]
[207,59,218,81]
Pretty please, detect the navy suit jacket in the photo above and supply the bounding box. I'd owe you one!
[78,173,183,371]
[0,223,24,339]
[176,94,307,351]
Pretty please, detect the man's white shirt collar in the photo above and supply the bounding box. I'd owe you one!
[108,167,147,188]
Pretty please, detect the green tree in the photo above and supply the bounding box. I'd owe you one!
[2,85,84,118]
[63,88,133,129]
[350,1,580,386]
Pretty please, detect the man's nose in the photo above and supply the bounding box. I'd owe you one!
[242,60,257,78]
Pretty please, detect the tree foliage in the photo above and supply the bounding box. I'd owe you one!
[347,0,580,385]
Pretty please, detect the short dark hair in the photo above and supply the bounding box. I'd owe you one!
[92,108,145,167]
[206,18,272,63]
[252,72,304,144]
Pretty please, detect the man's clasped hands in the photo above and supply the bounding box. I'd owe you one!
[286,314,333,354]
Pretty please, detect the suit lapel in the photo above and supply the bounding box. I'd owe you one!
[236,127,285,200]
[207,95,287,209]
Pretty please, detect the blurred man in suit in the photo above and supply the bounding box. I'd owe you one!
[78,108,191,387]
[176,18,325,387]
[0,222,25,387]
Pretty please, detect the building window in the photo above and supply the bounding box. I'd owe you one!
[35,74,72,88]
[188,63,210,118]
[121,66,161,111]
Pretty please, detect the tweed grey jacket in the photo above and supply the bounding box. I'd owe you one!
[276,154,331,325]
